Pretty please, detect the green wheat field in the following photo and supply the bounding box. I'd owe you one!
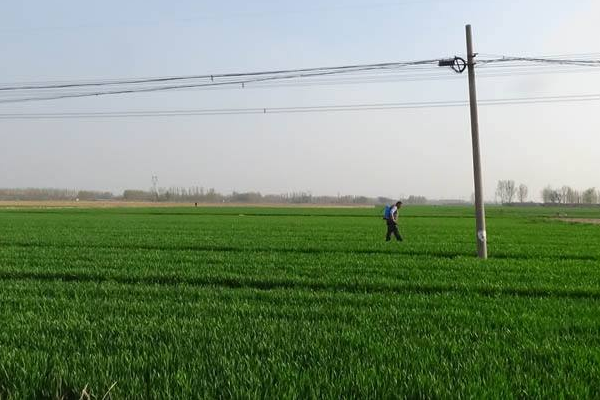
[1,205,599,398]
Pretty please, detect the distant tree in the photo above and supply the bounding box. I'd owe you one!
[582,188,599,204]
[377,196,395,206]
[231,191,262,203]
[541,185,561,204]
[565,187,581,204]
[517,184,528,203]
[551,190,561,203]
[353,196,370,204]
[77,190,113,201]
[506,180,516,203]
[0,188,77,201]
[495,181,505,204]
[123,190,153,201]
[496,180,516,204]
[560,186,571,204]
[541,186,552,203]
[151,175,159,201]
[406,195,427,205]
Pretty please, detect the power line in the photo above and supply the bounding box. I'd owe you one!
[0,59,443,104]
[1,67,597,100]
[4,56,597,93]
[1,93,599,120]
[3,54,598,91]
[1,54,599,104]
[478,52,600,60]
[0,67,598,99]
[0,64,439,90]
[479,56,600,67]
[0,60,440,92]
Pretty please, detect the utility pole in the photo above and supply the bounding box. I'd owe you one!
[466,24,487,259]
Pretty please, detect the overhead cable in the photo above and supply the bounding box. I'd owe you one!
[1,54,600,104]
[0,60,440,92]
[1,93,599,120]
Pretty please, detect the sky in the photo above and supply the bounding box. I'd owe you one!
[0,0,599,201]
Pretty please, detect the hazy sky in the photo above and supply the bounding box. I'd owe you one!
[1,0,599,201]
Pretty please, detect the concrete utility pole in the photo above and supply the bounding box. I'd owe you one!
[466,24,487,259]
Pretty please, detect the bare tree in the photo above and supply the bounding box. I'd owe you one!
[559,186,572,204]
[517,184,528,203]
[495,181,503,204]
[151,175,159,201]
[496,180,517,204]
[582,188,599,204]
[506,180,516,203]
[565,187,581,204]
[542,185,561,204]
[541,186,552,203]
[406,195,427,205]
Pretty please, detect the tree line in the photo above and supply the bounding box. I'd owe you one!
[0,187,429,205]
[540,185,599,204]
[496,180,600,205]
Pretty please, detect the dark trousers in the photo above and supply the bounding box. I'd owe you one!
[386,219,402,241]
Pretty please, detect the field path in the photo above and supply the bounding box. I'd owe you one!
[558,218,600,225]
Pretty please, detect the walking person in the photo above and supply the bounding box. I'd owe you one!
[384,201,403,242]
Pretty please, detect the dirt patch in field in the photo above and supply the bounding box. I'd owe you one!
[0,200,373,209]
[557,218,600,225]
